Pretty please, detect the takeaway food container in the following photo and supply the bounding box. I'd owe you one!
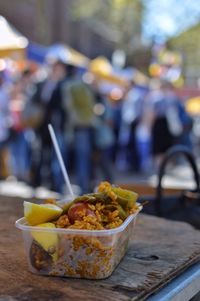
[15,205,142,279]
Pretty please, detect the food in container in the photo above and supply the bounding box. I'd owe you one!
[16,181,142,279]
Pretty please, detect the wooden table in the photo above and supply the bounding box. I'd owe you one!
[1,195,200,301]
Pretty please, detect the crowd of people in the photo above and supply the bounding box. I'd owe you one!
[0,59,194,194]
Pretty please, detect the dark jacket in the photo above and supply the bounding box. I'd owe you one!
[32,79,66,144]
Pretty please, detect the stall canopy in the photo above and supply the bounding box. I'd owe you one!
[0,16,28,58]
[89,56,149,87]
[26,42,48,64]
[89,56,129,87]
[46,44,90,68]
[117,67,149,87]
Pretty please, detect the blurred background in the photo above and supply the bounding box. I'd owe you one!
[0,0,200,199]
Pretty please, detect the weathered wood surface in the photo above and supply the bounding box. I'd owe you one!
[119,183,183,196]
[1,195,200,301]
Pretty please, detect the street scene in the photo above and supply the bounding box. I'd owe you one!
[1,1,200,301]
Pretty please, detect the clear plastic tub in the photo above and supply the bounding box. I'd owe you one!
[15,205,142,279]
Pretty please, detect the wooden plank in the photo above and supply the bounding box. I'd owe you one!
[117,183,183,196]
[0,196,200,301]
[146,262,200,301]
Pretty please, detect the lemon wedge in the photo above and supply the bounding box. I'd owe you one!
[24,201,63,226]
[31,222,58,261]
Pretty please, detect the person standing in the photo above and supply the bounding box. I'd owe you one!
[119,81,144,171]
[31,60,67,192]
[63,66,95,194]
[92,85,114,184]
[148,80,184,168]
[0,72,11,179]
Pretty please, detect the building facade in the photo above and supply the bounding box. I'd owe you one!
[0,0,114,58]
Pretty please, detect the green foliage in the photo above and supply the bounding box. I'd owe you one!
[69,0,143,51]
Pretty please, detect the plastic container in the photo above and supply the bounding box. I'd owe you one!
[15,205,142,279]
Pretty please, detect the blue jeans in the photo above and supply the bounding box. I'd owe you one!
[74,128,92,194]
[9,131,30,180]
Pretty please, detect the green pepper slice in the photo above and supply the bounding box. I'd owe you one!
[111,187,138,209]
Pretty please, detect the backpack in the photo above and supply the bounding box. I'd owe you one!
[21,99,44,129]
[67,81,95,126]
